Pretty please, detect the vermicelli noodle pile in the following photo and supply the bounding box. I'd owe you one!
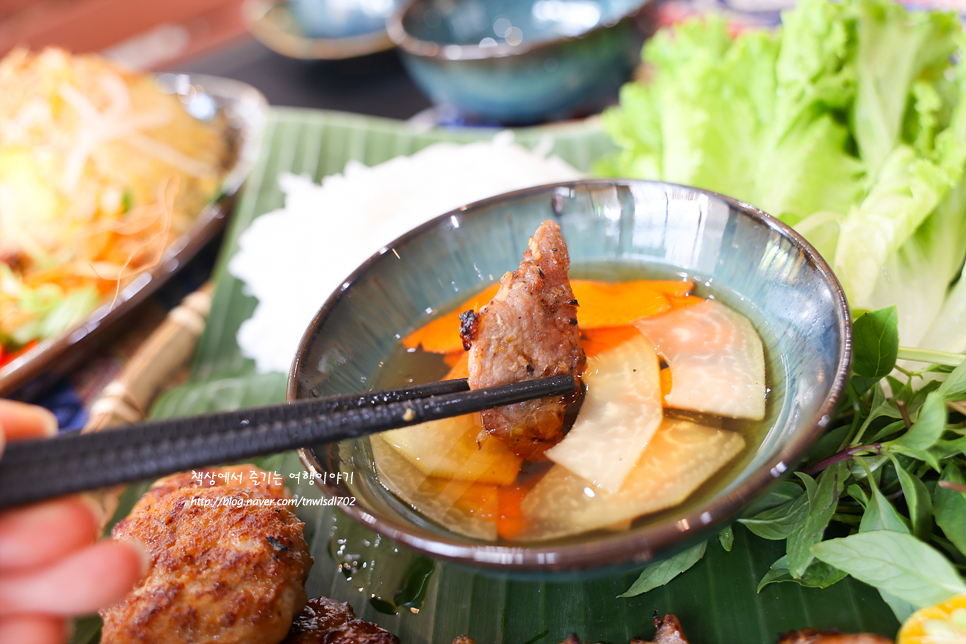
[0,48,230,363]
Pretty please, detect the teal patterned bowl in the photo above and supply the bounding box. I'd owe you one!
[386,0,657,124]
[290,179,851,574]
[290,0,404,39]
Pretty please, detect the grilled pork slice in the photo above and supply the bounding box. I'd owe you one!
[452,613,688,644]
[460,220,585,460]
[644,614,690,644]
[777,629,893,644]
[453,616,891,644]
[282,597,400,644]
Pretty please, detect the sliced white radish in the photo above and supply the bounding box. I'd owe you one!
[544,332,663,493]
[519,418,745,541]
[633,299,766,420]
[370,435,498,541]
[380,414,522,486]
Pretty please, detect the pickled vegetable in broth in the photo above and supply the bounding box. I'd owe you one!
[372,224,767,541]
[372,279,766,542]
[520,417,745,540]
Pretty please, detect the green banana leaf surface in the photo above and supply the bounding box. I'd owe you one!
[73,108,899,644]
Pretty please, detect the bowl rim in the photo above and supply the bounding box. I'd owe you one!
[386,0,654,61]
[289,177,853,572]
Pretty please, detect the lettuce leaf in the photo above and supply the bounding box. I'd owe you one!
[849,0,960,177]
[834,139,965,306]
[0,263,99,349]
[598,0,966,346]
[600,19,779,201]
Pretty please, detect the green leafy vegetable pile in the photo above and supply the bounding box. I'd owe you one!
[599,0,966,623]
[599,0,966,353]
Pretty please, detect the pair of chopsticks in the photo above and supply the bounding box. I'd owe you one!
[0,374,576,510]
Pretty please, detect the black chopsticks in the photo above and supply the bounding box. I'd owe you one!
[0,374,576,510]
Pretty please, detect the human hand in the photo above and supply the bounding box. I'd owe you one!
[0,400,148,644]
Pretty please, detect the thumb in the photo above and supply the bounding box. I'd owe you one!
[0,401,58,442]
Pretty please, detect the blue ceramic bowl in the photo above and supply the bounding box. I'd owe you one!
[243,0,403,60]
[290,0,403,39]
[386,0,656,124]
[290,179,851,574]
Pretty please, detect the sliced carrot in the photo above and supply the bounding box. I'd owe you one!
[659,367,673,403]
[442,352,464,368]
[496,485,530,540]
[451,482,499,521]
[403,279,698,354]
[401,283,501,354]
[665,293,705,310]
[444,352,469,379]
[580,326,641,357]
[571,279,694,328]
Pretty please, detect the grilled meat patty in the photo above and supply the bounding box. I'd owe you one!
[100,467,311,644]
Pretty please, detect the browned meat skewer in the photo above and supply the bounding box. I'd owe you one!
[459,220,585,460]
[281,597,401,644]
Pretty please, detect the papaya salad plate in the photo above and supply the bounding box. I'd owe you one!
[0,49,267,397]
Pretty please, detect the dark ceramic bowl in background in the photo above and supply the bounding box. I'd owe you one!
[387,0,656,124]
[243,0,403,60]
[288,179,852,575]
[290,0,403,38]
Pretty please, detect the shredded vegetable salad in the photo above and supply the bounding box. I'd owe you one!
[0,48,230,365]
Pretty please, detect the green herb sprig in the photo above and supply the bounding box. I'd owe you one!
[623,307,966,622]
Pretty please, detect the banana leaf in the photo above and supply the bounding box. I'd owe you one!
[71,109,898,643]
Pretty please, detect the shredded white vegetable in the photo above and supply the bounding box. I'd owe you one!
[0,48,227,354]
